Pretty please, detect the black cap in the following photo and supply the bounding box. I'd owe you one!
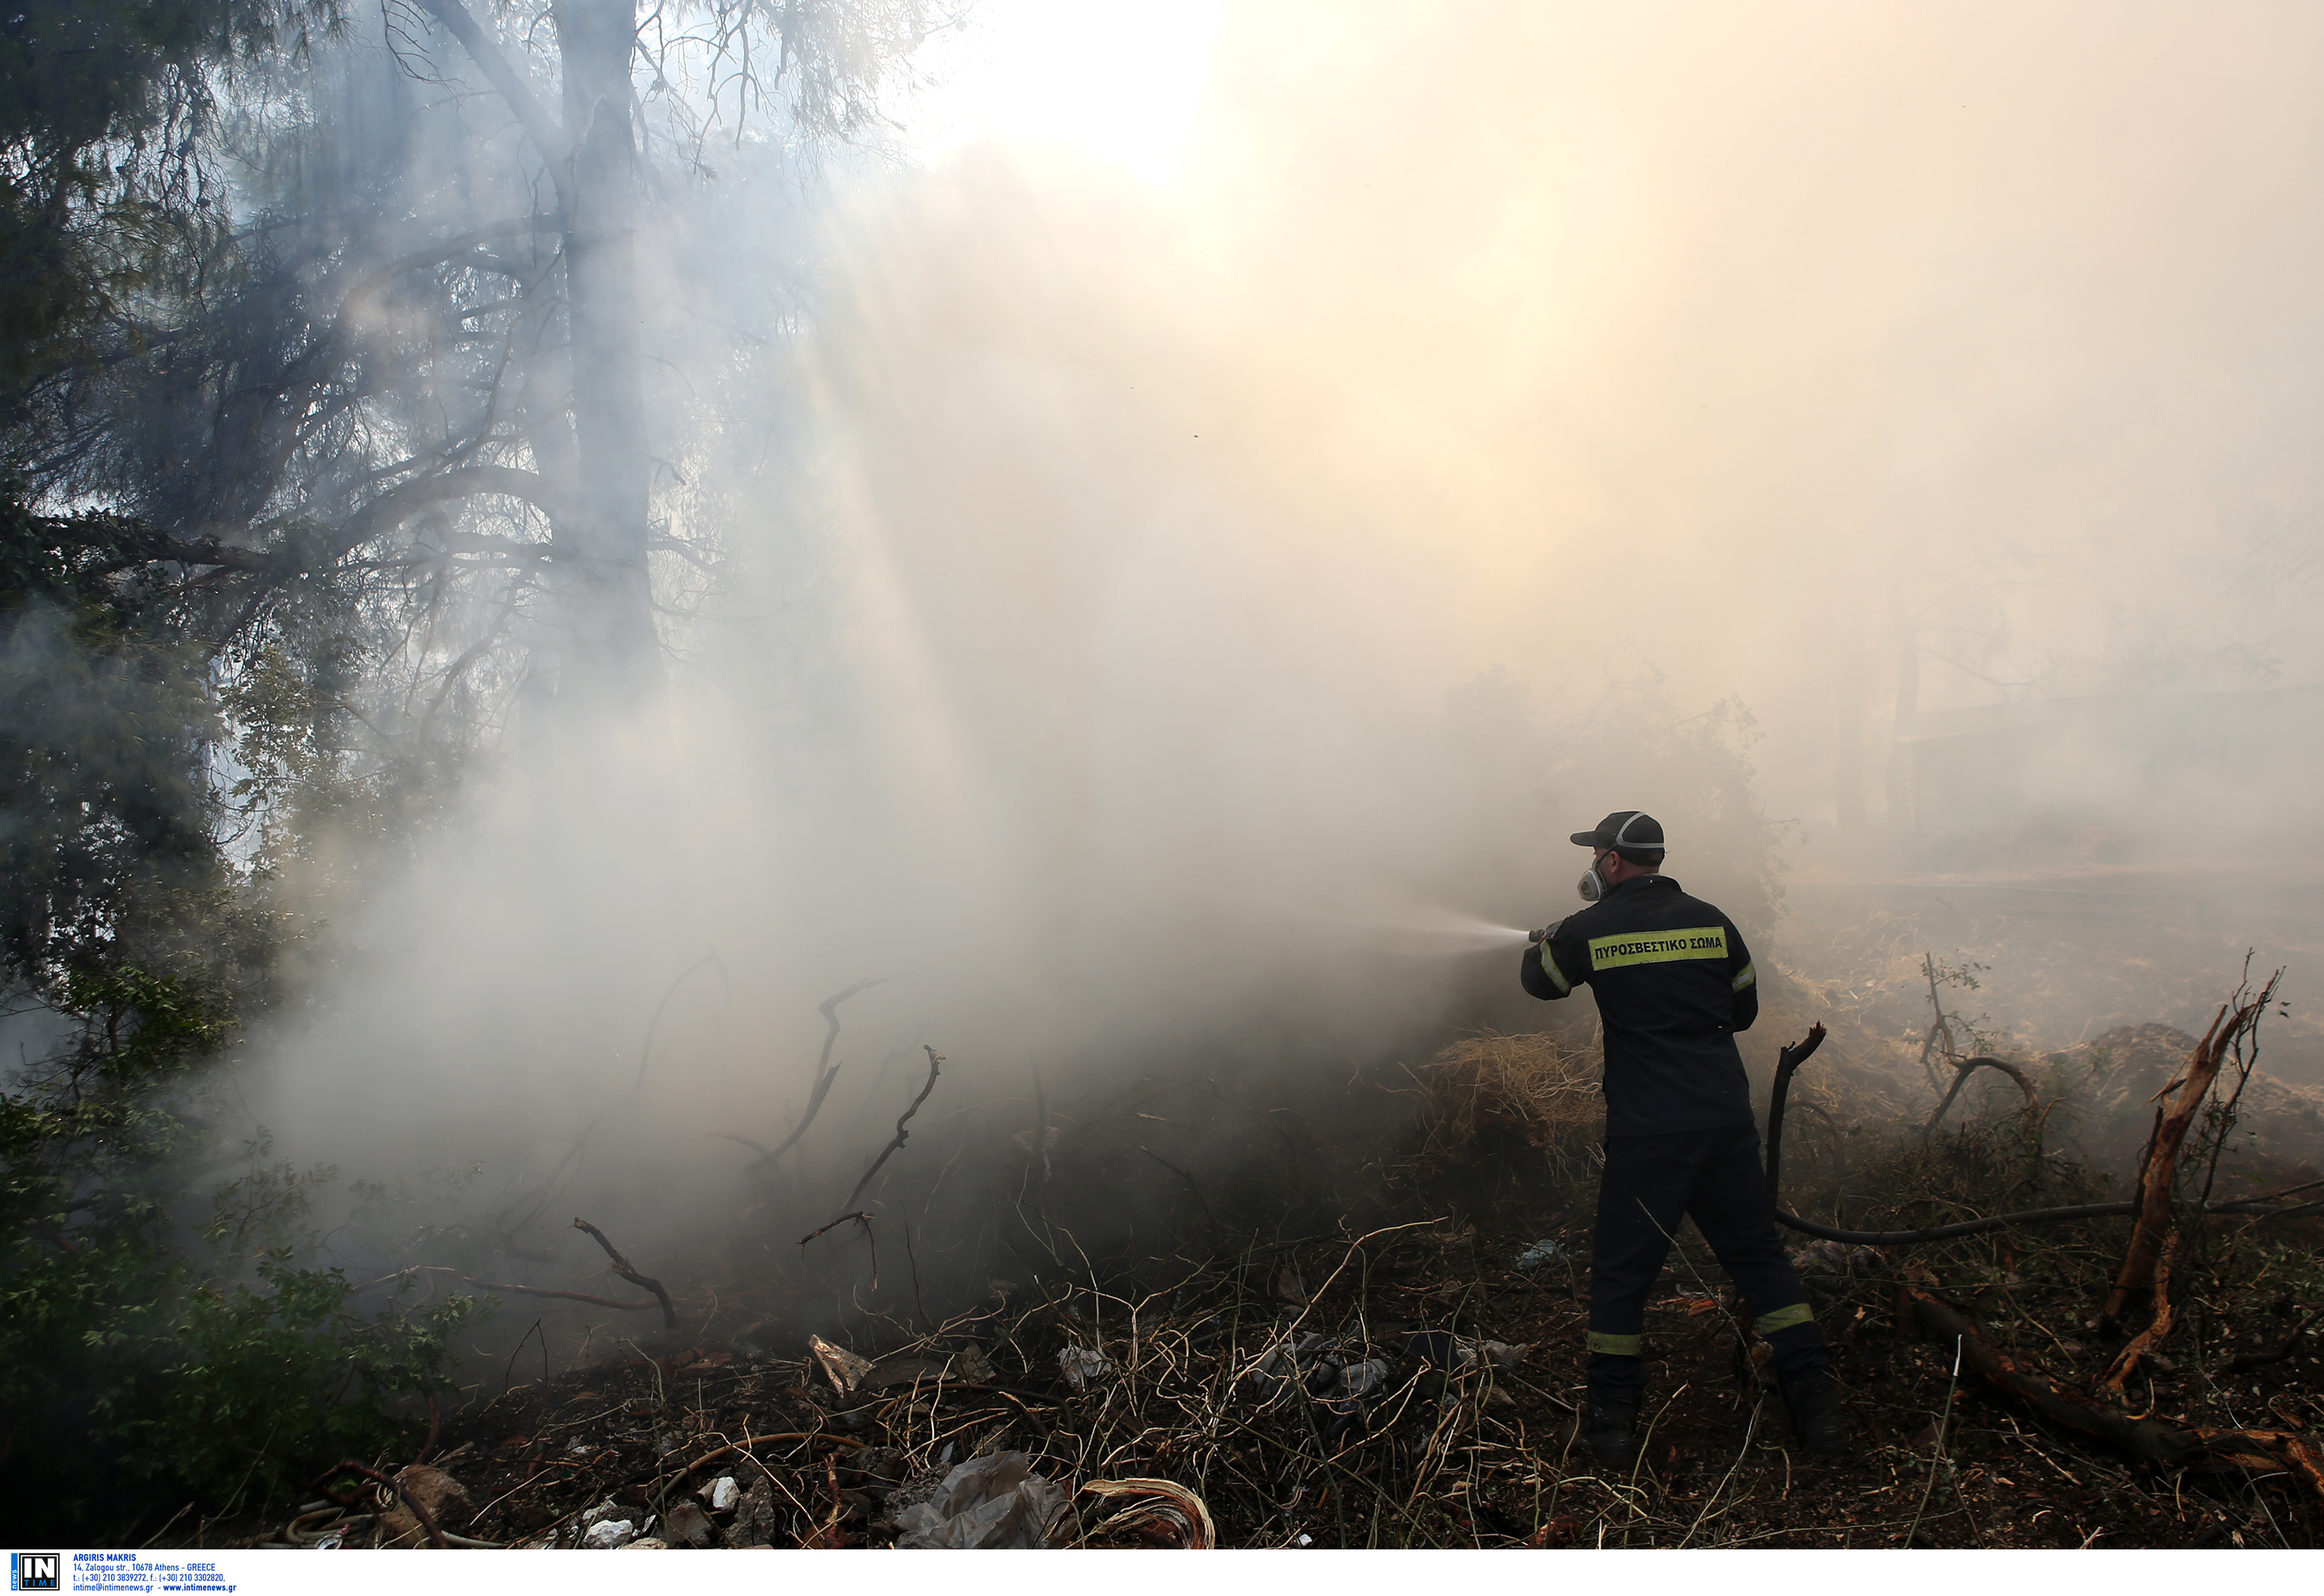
[1569,810,1666,858]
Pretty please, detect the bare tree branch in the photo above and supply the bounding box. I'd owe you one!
[331,464,577,562]
[413,0,575,211]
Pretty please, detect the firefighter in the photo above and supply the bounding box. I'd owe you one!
[1520,810,1845,1462]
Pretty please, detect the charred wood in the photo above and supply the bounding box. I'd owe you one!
[1904,1286,2324,1510]
[754,977,894,1169]
[1923,1055,2039,1138]
[571,1217,676,1328]
[2099,973,2277,1326]
[838,1046,945,1212]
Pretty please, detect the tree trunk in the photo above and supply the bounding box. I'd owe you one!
[552,0,656,698]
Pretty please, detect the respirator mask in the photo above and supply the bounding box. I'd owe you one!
[1576,852,1609,904]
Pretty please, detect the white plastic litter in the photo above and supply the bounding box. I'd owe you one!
[893,1451,1070,1549]
[1055,1345,1114,1390]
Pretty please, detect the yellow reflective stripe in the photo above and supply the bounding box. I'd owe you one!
[1755,1302,1814,1336]
[1540,945,1572,994]
[1731,961,1757,992]
[1586,1331,1642,1357]
[1588,926,1728,972]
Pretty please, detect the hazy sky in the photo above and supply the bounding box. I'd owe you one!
[877,1,2324,831]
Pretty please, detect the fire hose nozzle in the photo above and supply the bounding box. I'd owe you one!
[1527,926,1549,944]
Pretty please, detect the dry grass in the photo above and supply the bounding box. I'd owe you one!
[1411,1029,1603,1180]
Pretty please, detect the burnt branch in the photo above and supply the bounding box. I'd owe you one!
[704,1131,772,1158]
[2100,973,2278,1325]
[331,464,577,564]
[836,1045,945,1214]
[1765,1019,2307,1245]
[1761,1022,1825,1202]
[462,1278,661,1313]
[1904,1286,2324,1509]
[796,1212,879,1292]
[571,1217,676,1328]
[33,513,274,575]
[1923,1055,2039,1137]
[2100,1229,2182,1395]
[752,975,896,1168]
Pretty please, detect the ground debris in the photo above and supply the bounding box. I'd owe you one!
[893,1452,1070,1549]
[207,973,2324,1553]
[809,1334,875,1395]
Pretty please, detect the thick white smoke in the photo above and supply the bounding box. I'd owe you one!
[255,1,2324,1254]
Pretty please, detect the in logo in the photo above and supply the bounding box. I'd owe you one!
[10,1554,59,1593]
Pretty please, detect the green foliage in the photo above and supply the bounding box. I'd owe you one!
[4,1206,484,1529]
[2,1010,487,1536]
[1921,956,2008,1062]
[0,3,339,405]
[1,480,476,1540]
[1,489,231,1006]
[111,1256,483,1515]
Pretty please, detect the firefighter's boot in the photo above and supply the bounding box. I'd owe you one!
[1782,1374,1847,1457]
[1581,1393,1640,1465]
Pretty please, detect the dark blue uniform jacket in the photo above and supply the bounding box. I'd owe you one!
[1519,874,1759,1136]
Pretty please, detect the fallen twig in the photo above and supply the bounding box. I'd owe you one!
[463,1278,662,1313]
[1918,951,1960,1089]
[1903,1286,2324,1508]
[1079,1477,1217,1549]
[799,1211,874,1248]
[571,1217,677,1328]
[797,1212,879,1292]
[1233,1218,1443,1381]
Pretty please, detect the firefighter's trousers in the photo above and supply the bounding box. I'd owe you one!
[1585,1121,1829,1399]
